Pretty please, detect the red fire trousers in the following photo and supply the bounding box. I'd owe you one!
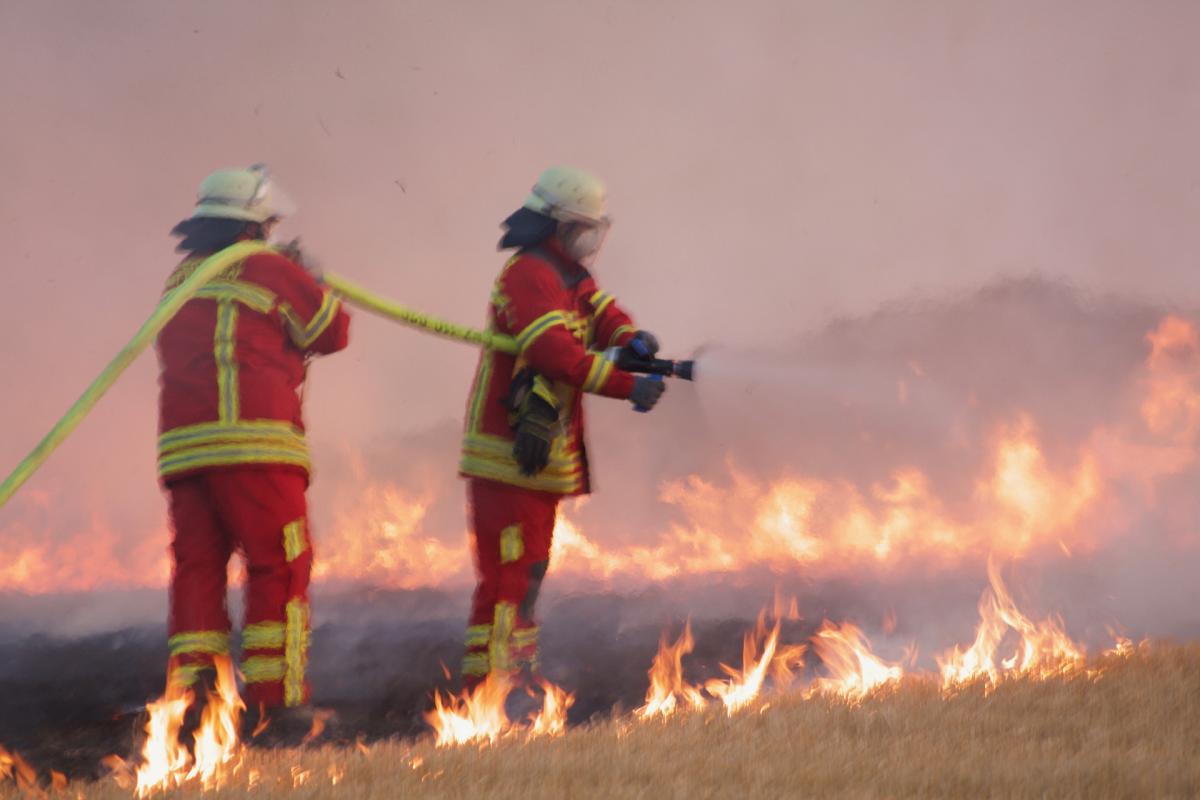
[166,467,313,708]
[462,478,560,687]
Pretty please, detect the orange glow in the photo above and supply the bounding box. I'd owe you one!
[315,455,467,588]
[704,612,797,715]
[635,622,707,719]
[2,316,1198,598]
[0,744,38,792]
[425,673,575,747]
[527,679,575,738]
[807,620,904,701]
[1141,316,1200,439]
[426,673,513,747]
[185,656,245,792]
[937,558,1085,689]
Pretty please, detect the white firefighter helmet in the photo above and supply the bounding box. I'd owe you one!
[191,163,296,223]
[522,165,609,226]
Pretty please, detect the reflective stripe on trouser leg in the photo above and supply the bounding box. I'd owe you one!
[512,625,539,672]
[169,630,231,658]
[167,629,231,688]
[463,611,539,679]
[241,620,286,688]
[240,600,308,707]
[463,480,558,683]
[283,598,310,706]
[240,504,312,708]
[489,601,518,674]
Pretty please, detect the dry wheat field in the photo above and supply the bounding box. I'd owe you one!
[5,642,1197,800]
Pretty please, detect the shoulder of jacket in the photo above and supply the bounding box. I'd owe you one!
[500,251,561,287]
[240,250,313,288]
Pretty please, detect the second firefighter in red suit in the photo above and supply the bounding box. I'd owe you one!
[459,166,667,686]
[156,165,350,717]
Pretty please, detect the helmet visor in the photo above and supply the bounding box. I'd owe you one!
[562,218,611,265]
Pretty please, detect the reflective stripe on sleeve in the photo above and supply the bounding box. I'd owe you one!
[516,311,568,353]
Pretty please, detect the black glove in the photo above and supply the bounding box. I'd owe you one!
[512,393,558,476]
[623,330,660,360]
[629,376,667,411]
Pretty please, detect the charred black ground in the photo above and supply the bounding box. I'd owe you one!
[6,557,1186,783]
[0,583,822,781]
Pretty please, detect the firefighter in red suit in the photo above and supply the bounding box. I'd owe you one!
[156,164,350,717]
[459,166,667,686]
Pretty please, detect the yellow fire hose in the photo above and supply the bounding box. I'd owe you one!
[0,241,272,510]
[0,253,532,512]
[323,272,519,355]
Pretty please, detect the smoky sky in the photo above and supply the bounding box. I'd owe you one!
[2,1,1200,596]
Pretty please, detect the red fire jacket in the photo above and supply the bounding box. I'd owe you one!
[156,248,350,483]
[460,242,640,495]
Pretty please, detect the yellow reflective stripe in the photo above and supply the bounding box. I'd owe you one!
[214,300,240,422]
[168,630,230,656]
[170,662,210,687]
[284,599,309,707]
[160,438,308,462]
[581,354,614,394]
[278,302,305,342]
[512,627,539,646]
[158,421,308,456]
[462,652,490,676]
[281,293,341,349]
[158,446,311,479]
[158,419,303,445]
[242,621,285,651]
[462,432,578,464]
[590,290,616,317]
[459,456,583,494]
[466,349,494,435]
[241,656,286,683]
[299,292,341,348]
[283,519,308,562]
[489,602,517,673]
[194,281,276,313]
[516,311,568,353]
[565,313,589,343]
[500,524,524,564]
[465,625,491,647]
[609,324,635,347]
[460,433,584,492]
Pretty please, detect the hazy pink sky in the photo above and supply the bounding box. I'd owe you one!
[2,0,1199,560]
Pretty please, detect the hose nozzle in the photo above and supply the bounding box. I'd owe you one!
[610,349,696,381]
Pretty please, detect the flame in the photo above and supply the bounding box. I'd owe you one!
[527,679,575,738]
[131,681,192,795]
[186,656,245,790]
[2,312,1198,657]
[1103,635,1135,659]
[426,673,513,747]
[0,743,38,793]
[635,622,707,719]
[807,620,904,700]
[315,461,466,588]
[117,654,245,797]
[937,558,1085,689]
[425,673,575,747]
[0,504,170,594]
[0,418,1117,593]
[1141,315,1200,438]
[704,613,784,715]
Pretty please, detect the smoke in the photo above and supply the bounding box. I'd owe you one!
[4,0,1200,776]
